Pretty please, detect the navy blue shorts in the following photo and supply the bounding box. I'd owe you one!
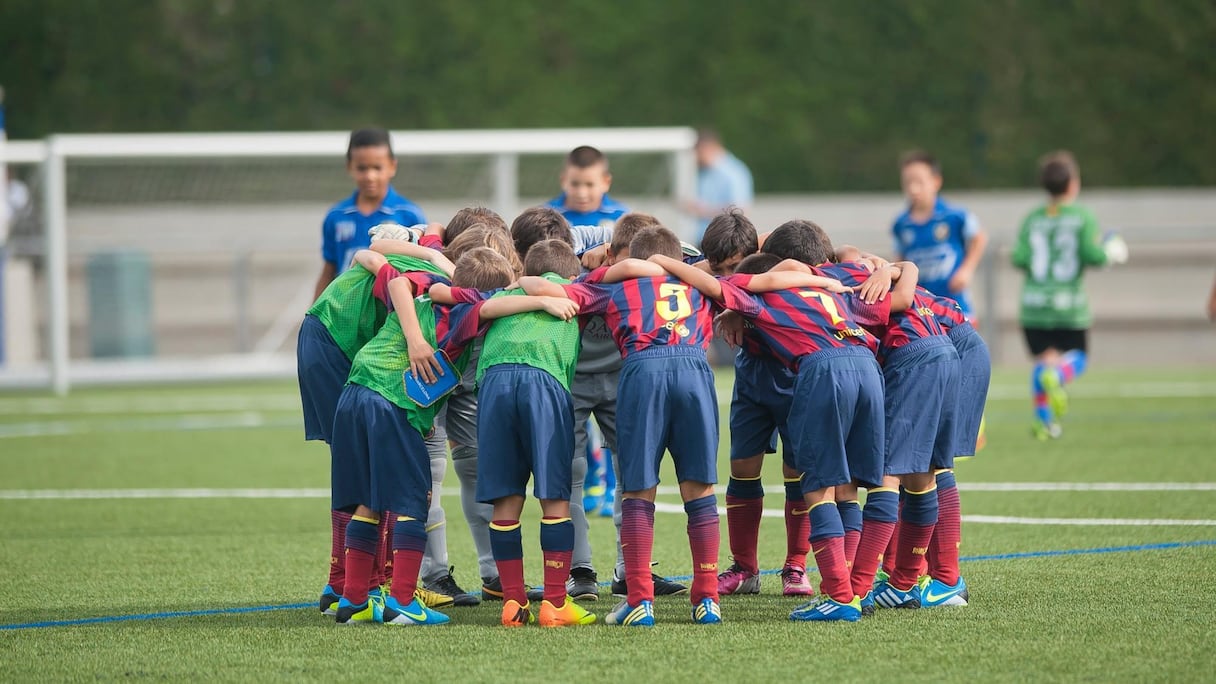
[475,365,575,503]
[729,351,795,466]
[297,314,351,443]
[947,323,991,460]
[330,383,430,519]
[788,347,885,493]
[883,337,961,475]
[616,347,719,492]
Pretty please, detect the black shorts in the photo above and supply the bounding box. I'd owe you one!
[1022,327,1088,356]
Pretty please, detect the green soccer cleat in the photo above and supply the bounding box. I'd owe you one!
[334,597,384,625]
[1038,366,1069,418]
[1032,421,1063,441]
[383,595,450,626]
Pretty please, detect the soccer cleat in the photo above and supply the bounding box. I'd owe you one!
[604,599,655,627]
[414,586,455,609]
[611,564,689,598]
[717,562,762,595]
[567,567,600,602]
[1031,421,1063,441]
[873,568,889,586]
[789,596,862,622]
[482,576,542,603]
[872,579,921,609]
[918,576,969,607]
[319,585,341,616]
[334,597,383,625]
[1038,366,1069,418]
[780,564,814,596]
[859,591,875,617]
[424,566,481,606]
[383,595,450,626]
[501,599,535,627]
[539,598,597,627]
[692,597,723,624]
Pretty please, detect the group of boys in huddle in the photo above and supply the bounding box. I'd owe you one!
[298,130,991,628]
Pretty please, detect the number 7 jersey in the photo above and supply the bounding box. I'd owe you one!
[561,269,715,354]
[1011,203,1109,329]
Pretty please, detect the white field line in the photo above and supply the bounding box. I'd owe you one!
[0,412,297,438]
[651,502,1216,526]
[1,379,1213,417]
[3,482,1215,500]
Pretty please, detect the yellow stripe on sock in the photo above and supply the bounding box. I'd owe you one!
[396,515,417,523]
[783,477,802,484]
[352,514,379,525]
[489,522,522,532]
[904,485,939,496]
[541,517,572,525]
[808,500,837,511]
[838,499,859,505]
[868,487,900,494]
[733,475,763,481]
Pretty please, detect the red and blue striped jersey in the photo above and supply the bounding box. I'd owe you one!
[372,264,450,310]
[433,300,486,361]
[719,274,890,371]
[923,289,967,331]
[878,289,950,362]
[562,273,714,355]
[813,261,874,288]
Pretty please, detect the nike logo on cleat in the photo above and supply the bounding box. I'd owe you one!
[403,608,429,622]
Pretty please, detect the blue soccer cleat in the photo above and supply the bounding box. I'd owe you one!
[319,585,341,616]
[383,595,450,626]
[604,599,655,627]
[789,596,862,622]
[873,579,921,609]
[918,576,969,607]
[334,597,384,625]
[859,591,875,617]
[692,597,722,624]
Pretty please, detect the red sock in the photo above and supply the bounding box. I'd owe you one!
[891,487,938,589]
[811,537,853,602]
[621,499,656,605]
[686,495,720,603]
[882,520,900,575]
[341,515,381,606]
[930,482,962,585]
[540,516,575,606]
[784,500,811,569]
[389,517,426,604]
[726,494,763,573]
[490,520,527,605]
[328,509,351,593]
[851,520,896,597]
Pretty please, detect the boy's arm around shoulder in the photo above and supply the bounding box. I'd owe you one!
[388,277,444,384]
[480,295,579,321]
[599,258,666,283]
[744,269,852,294]
[371,239,456,276]
[887,261,919,312]
[646,254,723,301]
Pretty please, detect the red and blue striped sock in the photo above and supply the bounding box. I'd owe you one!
[328,509,351,593]
[540,516,574,607]
[929,471,962,585]
[621,498,656,605]
[685,494,720,603]
[851,488,898,597]
[838,500,863,568]
[784,478,810,568]
[725,476,764,574]
[489,520,526,605]
[389,516,426,604]
[341,515,380,606]
[808,501,852,602]
[891,486,938,590]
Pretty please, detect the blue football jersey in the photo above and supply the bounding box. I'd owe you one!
[891,197,980,314]
[546,193,629,230]
[322,187,426,273]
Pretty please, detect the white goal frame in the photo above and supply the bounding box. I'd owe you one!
[4,127,698,395]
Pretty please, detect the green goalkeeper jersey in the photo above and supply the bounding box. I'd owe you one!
[476,273,582,392]
[306,254,446,361]
[1011,203,1109,329]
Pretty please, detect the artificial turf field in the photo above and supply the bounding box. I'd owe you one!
[1,367,1214,682]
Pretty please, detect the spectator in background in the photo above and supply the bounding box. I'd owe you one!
[685,129,754,242]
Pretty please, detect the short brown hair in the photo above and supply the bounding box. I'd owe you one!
[761,219,835,266]
[900,149,941,176]
[511,206,574,259]
[735,252,783,275]
[447,206,507,244]
[524,239,581,279]
[610,212,663,255]
[700,209,758,266]
[444,225,523,277]
[452,247,515,290]
[1039,150,1079,197]
[566,145,609,171]
[628,226,683,261]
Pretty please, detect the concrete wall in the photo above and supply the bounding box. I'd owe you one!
[10,188,1216,368]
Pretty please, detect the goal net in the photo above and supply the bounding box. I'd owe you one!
[0,128,696,393]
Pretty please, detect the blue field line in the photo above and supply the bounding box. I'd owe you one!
[3,539,1213,631]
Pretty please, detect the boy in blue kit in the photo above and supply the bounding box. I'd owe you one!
[547,145,629,231]
[520,227,719,627]
[892,150,988,320]
[314,128,427,300]
[652,251,915,622]
[437,240,597,627]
